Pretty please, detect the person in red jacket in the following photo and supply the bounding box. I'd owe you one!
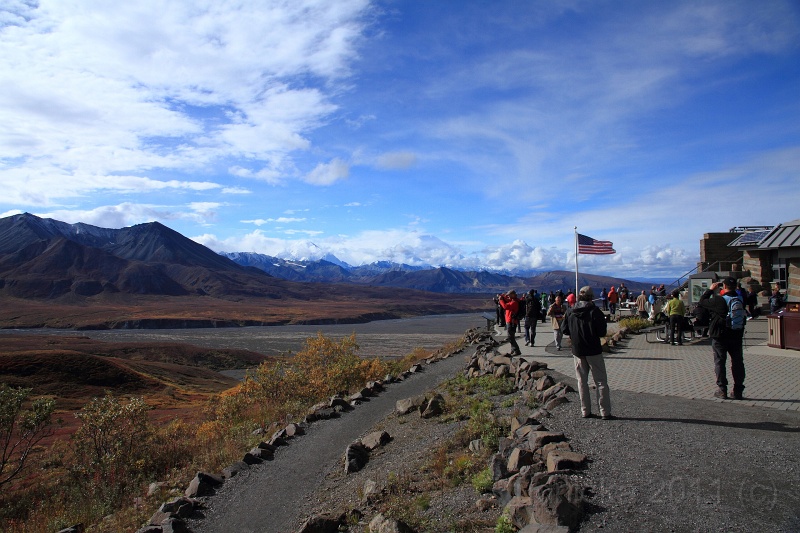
[607,286,619,316]
[498,290,522,356]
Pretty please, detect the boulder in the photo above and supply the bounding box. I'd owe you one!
[490,452,508,481]
[507,448,535,473]
[184,471,223,498]
[241,452,263,465]
[221,460,250,479]
[529,475,584,529]
[504,495,534,530]
[285,422,305,437]
[546,450,587,472]
[420,393,444,419]
[160,517,190,533]
[396,394,427,415]
[361,430,391,450]
[544,396,569,411]
[368,512,417,533]
[330,396,352,411]
[297,513,341,533]
[535,375,555,392]
[345,442,370,474]
[362,479,382,503]
[529,431,566,450]
[248,446,274,461]
[159,497,196,519]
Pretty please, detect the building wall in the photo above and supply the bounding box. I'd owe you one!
[789,259,800,301]
[743,251,772,292]
[699,232,743,272]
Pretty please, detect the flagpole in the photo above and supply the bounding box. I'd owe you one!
[574,226,579,296]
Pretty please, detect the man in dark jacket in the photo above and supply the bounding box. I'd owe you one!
[524,289,542,347]
[698,278,746,400]
[561,286,613,419]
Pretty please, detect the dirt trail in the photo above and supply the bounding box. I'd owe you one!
[189,352,466,533]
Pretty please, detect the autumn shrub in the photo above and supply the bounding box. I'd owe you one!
[618,315,652,333]
[71,394,154,502]
[0,384,58,489]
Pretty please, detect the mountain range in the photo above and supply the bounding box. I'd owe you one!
[0,213,657,301]
[219,251,657,295]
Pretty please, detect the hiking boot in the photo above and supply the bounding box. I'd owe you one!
[713,388,728,399]
[601,414,616,420]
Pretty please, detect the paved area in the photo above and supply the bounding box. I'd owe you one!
[504,316,800,411]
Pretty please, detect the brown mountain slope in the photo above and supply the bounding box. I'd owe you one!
[0,335,267,410]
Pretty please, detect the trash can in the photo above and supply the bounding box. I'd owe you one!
[781,302,800,351]
[767,314,784,349]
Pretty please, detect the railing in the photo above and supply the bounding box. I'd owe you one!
[665,251,744,293]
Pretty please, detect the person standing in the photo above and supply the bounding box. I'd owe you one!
[770,285,785,314]
[524,289,542,347]
[746,286,759,320]
[663,290,686,345]
[547,294,567,351]
[618,283,629,303]
[635,290,649,319]
[561,286,613,419]
[698,278,746,400]
[600,288,608,311]
[607,286,619,316]
[565,289,576,308]
[540,291,549,323]
[498,290,522,356]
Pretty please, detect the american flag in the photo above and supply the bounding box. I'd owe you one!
[577,233,615,255]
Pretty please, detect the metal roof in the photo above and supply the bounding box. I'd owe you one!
[758,219,800,250]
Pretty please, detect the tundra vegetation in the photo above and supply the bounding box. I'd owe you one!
[0,333,456,533]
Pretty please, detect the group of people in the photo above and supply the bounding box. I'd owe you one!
[494,276,773,420]
[496,286,613,419]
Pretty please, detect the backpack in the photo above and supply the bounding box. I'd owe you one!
[514,300,526,322]
[723,294,746,330]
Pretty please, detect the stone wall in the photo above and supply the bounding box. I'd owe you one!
[789,259,800,301]
[698,232,743,272]
[743,251,772,292]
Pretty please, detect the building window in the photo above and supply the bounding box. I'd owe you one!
[772,258,787,290]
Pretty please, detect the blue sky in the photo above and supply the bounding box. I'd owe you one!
[1,0,799,278]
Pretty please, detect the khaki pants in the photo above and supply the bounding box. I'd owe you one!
[573,354,612,417]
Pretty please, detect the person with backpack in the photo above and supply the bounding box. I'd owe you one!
[697,278,746,400]
[498,290,522,356]
[560,286,613,419]
[524,289,542,346]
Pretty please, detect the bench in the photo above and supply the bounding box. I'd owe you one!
[643,322,707,344]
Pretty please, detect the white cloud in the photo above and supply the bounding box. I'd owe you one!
[0,0,372,206]
[242,217,306,226]
[375,151,417,170]
[304,158,350,185]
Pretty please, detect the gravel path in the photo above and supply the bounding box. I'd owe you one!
[541,369,800,533]
[189,352,468,533]
[185,315,800,532]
